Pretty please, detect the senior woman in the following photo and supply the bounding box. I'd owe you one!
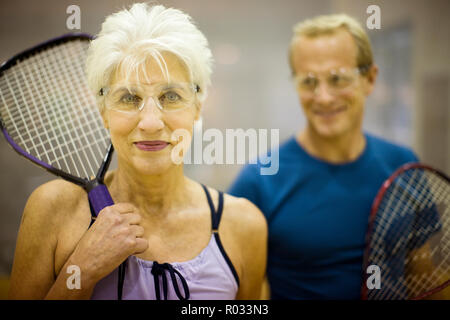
[8,3,267,300]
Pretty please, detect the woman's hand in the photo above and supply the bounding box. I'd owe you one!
[9,180,148,299]
[69,202,148,284]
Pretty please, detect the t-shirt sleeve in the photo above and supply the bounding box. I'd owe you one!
[227,164,261,207]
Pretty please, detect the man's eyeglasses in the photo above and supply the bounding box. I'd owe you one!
[100,82,199,115]
[294,66,368,96]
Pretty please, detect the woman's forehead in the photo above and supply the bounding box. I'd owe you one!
[110,82,192,94]
[111,52,190,87]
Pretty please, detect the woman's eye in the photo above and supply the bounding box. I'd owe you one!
[120,93,141,104]
[161,91,181,103]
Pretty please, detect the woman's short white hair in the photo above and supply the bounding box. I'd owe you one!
[86,3,213,110]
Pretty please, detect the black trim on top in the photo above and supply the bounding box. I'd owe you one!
[215,192,224,229]
[117,260,127,300]
[202,184,217,230]
[213,232,240,287]
[201,184,240,287]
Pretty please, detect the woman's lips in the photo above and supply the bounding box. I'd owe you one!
[134,140,169,151]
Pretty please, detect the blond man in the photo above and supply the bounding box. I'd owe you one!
[229,14,418,299]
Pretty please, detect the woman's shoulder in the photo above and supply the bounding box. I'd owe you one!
[200,183,266,233]
[198,182,266,231]
[194,184,268,291]
[23,179,87,226]
[222,193,267,233]
[28,178,86,206]
[220,191,268,292]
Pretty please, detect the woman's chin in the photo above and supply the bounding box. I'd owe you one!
[130,157,179,176]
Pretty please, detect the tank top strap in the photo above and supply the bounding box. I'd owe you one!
[201,184,240,287]
[201,184,224,232]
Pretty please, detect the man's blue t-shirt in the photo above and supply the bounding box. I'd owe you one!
[228,133,418,299]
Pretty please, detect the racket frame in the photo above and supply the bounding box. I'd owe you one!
[1,32,129,300]
[0,33,114,211]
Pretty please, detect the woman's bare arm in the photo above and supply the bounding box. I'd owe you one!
[8,181,94,299]
[228,198,268,300]
[8,180,148,300]
[260,277,270,299]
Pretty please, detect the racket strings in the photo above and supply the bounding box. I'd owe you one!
[45,42,106,175]
[1,45,85,173]
[0,39,109,180]
[377,176,448,299]
[367,168,450,299]
[33,42,104,177]
[2,40,104,178]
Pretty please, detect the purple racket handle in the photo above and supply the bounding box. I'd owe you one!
[88,184,114,217]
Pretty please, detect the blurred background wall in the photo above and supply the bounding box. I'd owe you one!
[0,0,448,298]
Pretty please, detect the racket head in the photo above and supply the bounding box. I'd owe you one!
[0,33,112,188]
[362,163,450,300]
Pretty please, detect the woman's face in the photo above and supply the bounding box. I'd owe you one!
[102,53,200,175]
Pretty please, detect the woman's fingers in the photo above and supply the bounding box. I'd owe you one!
[129,225,145,238]
[124,213,142,225]
[134,238,149,254]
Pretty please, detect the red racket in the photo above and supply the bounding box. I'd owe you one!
[362,163,450,300]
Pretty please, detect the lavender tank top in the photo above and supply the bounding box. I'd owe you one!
[90,185,240,300]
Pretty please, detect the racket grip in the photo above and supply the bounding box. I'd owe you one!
[88,184,115,217]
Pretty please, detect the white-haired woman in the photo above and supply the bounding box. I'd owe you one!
[9,3,268,300]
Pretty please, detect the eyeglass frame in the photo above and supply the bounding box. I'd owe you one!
[293,64,371,96]
[98,82,201,114]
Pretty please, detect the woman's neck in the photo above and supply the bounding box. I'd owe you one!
[106,163,193,217]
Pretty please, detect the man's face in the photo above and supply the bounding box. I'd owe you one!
[291,29,376,139]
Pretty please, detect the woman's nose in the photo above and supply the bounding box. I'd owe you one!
[137,97,165,131]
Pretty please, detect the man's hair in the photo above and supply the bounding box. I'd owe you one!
[86,2,213,111]
[289,14,373,75]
